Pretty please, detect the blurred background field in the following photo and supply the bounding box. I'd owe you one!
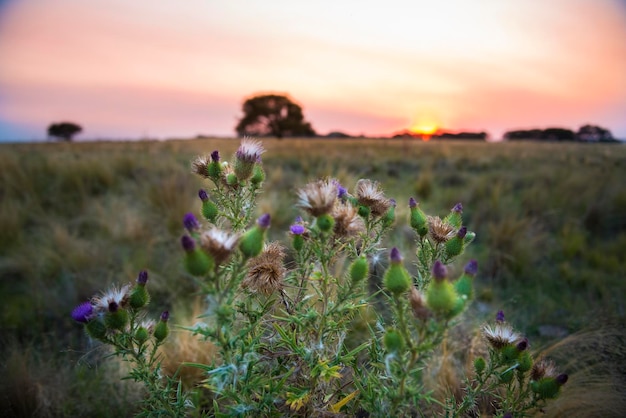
[1,138,625,416]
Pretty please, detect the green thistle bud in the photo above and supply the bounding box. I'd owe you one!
[349,256,369,284]
[316,213,335,232]
[447,295,466,318]
[182,236,214,276]
[226,172,238,187]
[292,234,304,252]
[531,375,567,399]
[426,261,458,315]
[357,205,370,218]
[207,151,222,180]
[104,302,128,331]
[135,326,149,343]
[383,329,405,353]
[384,248,411,295]
[453,259,477,301]
[409,198,428,236]
[444,226,467,258]
[474,357,486,376]
[129,286,150,310]
[501,345,521,364]
[199,190,218,223]
[154,311,169,342]
[85,318,107,341]
[239,214,270,259]
[500,368,515,384]
[464,230,476,245]
[444,203,463,229]
[250,164,265,185]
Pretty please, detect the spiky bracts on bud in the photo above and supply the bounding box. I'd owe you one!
[384,248,411,295]
[199,189,218,223]
[316,213,335,232]
[241,242,286,295]
[105,301,129,331]
[206,150,223,181]
[444,226,467,257]
[349,256,369,284]
[181,235,214,276]
[239,214,270,259]
[444,202,463,229]
[531,370,568,400]
[426,261,461,317]
[382,198,396,228]
[250,164,265,186]
[383,329,405,353]
[234,138,264,181]
[296,179,337,217]
[409,198,428,236]
[129,270,150,309]
[154,311,169,342]
[453,259,477,301]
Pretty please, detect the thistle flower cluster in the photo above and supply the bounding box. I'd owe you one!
[72,139,567,417]
[451,310,568,416]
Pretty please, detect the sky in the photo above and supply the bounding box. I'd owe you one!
[1,0,626,141]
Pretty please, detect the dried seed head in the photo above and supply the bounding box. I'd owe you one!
[531,358,559,381]
[191,155,211,178]
[332,203,365,238]
[355,179,391,217]
[296,179,338,217]
[482,323,521,350]
[200,228,241,265]
[241,242,286,295]
[409,287,431,321]
[92,284,131,314]
[428,216,457,243]
[236,138,265,163]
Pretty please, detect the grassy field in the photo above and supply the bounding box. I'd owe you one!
[1,138,625,416]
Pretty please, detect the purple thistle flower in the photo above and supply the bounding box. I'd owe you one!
[290,224,305,235]
[181,235,196,252]
[71,302,93,323]
[257,213,271,229]
[390,247,403,263]
[432,260,447,281]
[409,197,417,208]
[160,311,170,322]
[183,213,200,232]
[337,185,348,200]
[516,338,529,351]
[464,259,478,276]
[556,374,569,385]
[295,216,303,224]
[457,226,467,239]
[452,202,463,213]
[210,150,220,162]
[137,270,148,285]
[389,198,397,207]
[198,189,209,202]
[496,310,506,323]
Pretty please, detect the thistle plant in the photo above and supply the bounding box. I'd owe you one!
[71,138,567,417]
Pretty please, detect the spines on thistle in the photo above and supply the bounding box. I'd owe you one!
[444,202,463,229]
[453,259,477,301]
[153,311,170,342]
[181,235,214,276]
[207,150,222,180]
[239,214,270,259]
[383,248,411,296]
[445,226,467,258]
[199,189,218,223]
[409,198,428,237]
[234,138,264,181]
[425,260,461,317]
[349,256,369,284]
[129,270,150,309]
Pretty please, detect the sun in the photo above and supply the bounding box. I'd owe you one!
[409,111,441,141]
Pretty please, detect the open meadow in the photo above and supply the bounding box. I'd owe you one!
[1,138,625,416]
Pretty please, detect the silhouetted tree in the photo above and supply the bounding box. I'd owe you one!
[235,94,316,139]
[576,124,614,142]
[47,122,82,141]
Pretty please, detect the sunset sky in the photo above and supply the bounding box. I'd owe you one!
[1,0,625,141]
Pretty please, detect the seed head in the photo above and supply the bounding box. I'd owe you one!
[199,228,240,265]
[241,242,286,295]
[482,323,521,350]
[92,284,131,314]
[355,179,391,217]
[296,179,338,217]
[191,155,211,178]
[332,203,365,238]
[428,216,457,243]
[236,138,265,163]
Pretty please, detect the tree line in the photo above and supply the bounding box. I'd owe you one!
[46,94,618,142]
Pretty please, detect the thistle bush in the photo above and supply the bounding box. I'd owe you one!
[72,139,567,417]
